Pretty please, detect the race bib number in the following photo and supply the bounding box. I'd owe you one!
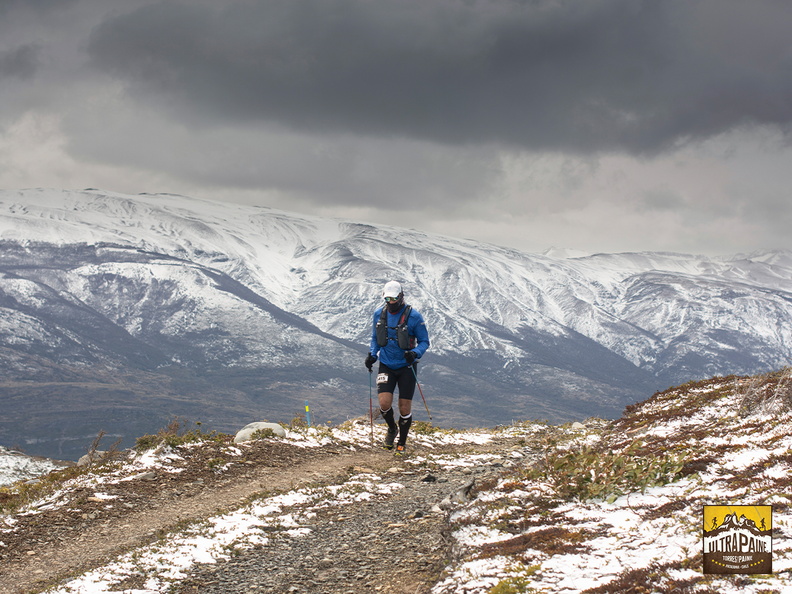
[376,373,389,385]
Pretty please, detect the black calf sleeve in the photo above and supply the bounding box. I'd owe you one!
[381,407,397,430]
[397,414,413,446]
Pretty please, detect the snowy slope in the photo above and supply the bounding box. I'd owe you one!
[435,369,792,593]
[0,446,68,487]
[5,188,791,372]
[1,189,791,459]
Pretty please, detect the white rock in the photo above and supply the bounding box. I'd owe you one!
[77,450,108,467]
[233,422,287,443]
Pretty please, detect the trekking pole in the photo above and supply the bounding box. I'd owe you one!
[410,365,432,421]
[368,369,374,444]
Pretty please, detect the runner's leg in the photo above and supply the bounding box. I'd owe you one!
[376,366,399,448]
[396,366,417,448]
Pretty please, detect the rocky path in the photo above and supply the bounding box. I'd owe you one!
[174,462,497,594]
[0,437,521,594]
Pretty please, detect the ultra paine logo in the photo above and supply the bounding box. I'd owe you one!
[703,505,772,574]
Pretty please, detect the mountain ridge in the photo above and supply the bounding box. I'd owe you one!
[1,188,792,459]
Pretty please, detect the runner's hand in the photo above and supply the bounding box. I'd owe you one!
[404,351,417,365]
[365,354,377,371]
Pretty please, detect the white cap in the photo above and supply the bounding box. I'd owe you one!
[382,280,402,298]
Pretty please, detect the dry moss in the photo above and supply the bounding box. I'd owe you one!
[481,527,592,558]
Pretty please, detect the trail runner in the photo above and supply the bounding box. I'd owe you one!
[365,281,430,454]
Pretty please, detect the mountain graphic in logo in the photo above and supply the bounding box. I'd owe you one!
[703,506,772,574]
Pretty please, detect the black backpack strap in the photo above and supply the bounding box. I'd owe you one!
[376,306,389,347]
[399,305,412,327]
[396,305,414,350]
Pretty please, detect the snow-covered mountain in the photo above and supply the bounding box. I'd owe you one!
[1,188,792,459]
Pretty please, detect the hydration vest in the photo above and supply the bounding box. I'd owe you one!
[376,305,415,350]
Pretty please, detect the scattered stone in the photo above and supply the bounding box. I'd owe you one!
[352,466,375,474]
[77,450,109,467]
[233,422,287,444]
[452,480,475,503]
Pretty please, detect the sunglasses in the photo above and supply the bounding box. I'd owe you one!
[384,296,400,303]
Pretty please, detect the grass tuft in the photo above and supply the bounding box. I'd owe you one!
[134,418,228,452]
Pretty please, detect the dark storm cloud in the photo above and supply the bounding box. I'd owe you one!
[87,0,792,154]
[0,0,79,15]
[0,45,40,80]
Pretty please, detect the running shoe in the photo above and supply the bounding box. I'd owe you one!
[383,426,398,450]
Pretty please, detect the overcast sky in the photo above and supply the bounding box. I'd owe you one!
[1,0,791,256]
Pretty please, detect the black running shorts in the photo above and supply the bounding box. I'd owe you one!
[376,364,417,400]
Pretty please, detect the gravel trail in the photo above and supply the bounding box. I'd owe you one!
[173,458,504,594]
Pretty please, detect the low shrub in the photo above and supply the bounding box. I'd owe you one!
[521,440,687,503]
[134,419,228,452]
